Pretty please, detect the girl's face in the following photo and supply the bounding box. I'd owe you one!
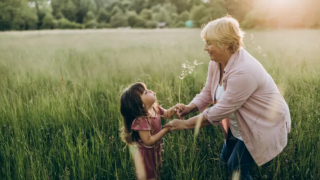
[141,88,156,109]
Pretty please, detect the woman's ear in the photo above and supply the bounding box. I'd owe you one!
[223,45,229,52]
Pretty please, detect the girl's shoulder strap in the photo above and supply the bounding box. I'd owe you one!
[131,117,151,131]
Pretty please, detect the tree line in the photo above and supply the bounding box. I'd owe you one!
[0,0,319,31]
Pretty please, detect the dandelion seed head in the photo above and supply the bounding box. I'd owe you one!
[179,60,202,79]
[256,45,262,53]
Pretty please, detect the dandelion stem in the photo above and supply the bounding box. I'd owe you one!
[178,80,181,109]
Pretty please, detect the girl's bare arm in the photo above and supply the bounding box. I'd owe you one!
[138,127,170,146]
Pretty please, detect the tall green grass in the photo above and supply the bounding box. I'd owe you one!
[0,29,319,179]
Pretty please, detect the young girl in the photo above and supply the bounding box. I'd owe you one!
[120,82,182,180]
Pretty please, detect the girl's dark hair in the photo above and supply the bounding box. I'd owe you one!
[120,82,152,145]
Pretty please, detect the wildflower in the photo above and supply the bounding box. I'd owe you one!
[179,60,203,79]
[193,60,203,65]
[256,45,262,53]
[179,73,185,80]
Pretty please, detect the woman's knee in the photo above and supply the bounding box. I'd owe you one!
[227,159,239,173]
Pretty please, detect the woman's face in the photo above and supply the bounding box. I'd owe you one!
[204,40,228,63]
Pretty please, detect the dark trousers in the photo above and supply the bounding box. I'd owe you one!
[220,128,254,180]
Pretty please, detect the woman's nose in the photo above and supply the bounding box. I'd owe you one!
[204,44,208,51]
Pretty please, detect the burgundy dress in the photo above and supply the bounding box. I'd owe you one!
[131,106,164,180]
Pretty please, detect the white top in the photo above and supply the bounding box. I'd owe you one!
[215,84,243,141]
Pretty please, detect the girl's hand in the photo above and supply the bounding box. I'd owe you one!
[164,120,187,131]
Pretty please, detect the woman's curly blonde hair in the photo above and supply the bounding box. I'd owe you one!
[201,15,245,54]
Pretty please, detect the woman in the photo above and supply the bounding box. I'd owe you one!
[165,16,291,180]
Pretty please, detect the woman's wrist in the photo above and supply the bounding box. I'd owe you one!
[187,103,198,112]
[184,119,192,129]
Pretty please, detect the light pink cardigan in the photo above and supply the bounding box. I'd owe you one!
[191,48,291,166]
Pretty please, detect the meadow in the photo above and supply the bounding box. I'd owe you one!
[0,29,319,179]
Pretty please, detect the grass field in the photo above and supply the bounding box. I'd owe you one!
[0,29,320,180]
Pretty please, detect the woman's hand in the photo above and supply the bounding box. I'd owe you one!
[161,103,186,119]
[178,104,196,117]
[173,103,185,119]
[164,119,187,131]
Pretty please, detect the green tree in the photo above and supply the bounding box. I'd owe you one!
[152,6,171,23]
[127,11,139,27]
[83,11,97,28]
[169,0,189,14]
[0,0,22,30]
[73,0,97,24]
[83,11,95,23]
[97,9,111,23]
[140,9,152,21]
[41,12,57,29]
[145,20,157,28]
[110,5,123,16]
[11,2,38,30]
[190,4,207,27]
[56,17,82,29]
[207,0,227,20]
[225,0,253,22]
[178,11,190,22]
[163,3,177,15]
[110,12,128,27]
[128,0,147,13]
[51,0,63,18]
[61,0,77,22]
